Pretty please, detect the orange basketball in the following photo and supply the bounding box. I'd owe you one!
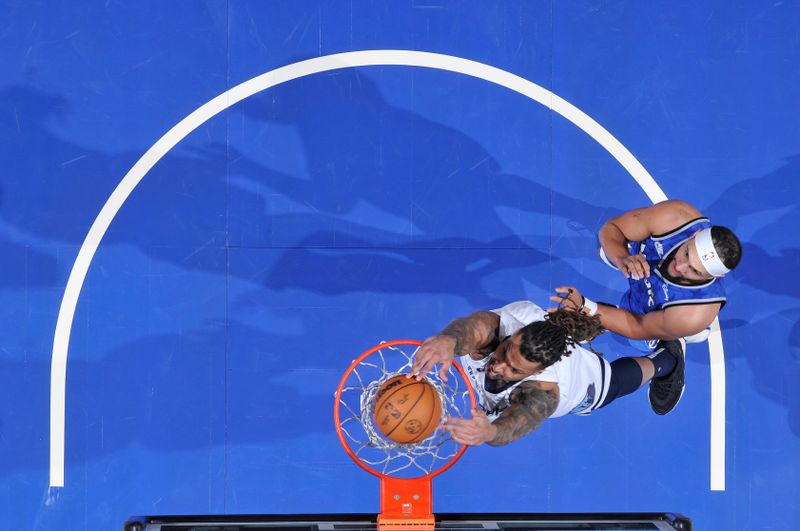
[372,375,442,444]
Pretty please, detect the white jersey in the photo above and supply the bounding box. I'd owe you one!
[459,301,611,420]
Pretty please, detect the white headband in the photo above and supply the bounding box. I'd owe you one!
[693,228,730,277]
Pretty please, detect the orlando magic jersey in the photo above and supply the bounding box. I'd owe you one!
[459,301,611,420]
[604,217,727,314]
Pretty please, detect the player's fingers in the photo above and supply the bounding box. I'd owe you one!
[443,416,467,429]
[550,290,579,311]
[411,347,431,368]
[553,286,576,296]
[449,427,474,446]
[443,417,464,435]
[445,422,478,446]
[410,357,433,380]
[450,431,468,445]
[618,259,631,275]
[460,430,479,446]
[409,353,427,374]
[634,255,650,275]
[471,408,487,420]
[417,361,436,381]
[438,360,450,382]
[626,261,642,280]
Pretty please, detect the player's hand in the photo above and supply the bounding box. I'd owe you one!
[442,409,497,446]
[547,286,583,313]
[617,254,650,280]
[408,335,456,381]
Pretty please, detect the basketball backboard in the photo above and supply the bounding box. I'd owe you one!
[123,512,692,531]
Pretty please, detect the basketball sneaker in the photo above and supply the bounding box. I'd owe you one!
[648,338,686,415]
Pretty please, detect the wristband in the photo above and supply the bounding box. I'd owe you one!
[582,297,598,316]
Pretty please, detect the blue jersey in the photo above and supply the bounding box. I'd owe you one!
[603,217,727,315]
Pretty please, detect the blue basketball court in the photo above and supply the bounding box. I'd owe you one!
[1,2,798,530]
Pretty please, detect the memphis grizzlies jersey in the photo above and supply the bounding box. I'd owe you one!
[605,217,727,314]
[459,301,611,420]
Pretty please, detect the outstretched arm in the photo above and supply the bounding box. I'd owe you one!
[599,200,702,279]
[549,286,719,340]
[410,310,500,381]
[442,381,559,446]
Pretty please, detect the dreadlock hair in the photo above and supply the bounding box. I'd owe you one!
[711,225,742,271]
[517,308,605,370]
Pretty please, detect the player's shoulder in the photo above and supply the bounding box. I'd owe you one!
[491,301,546,337]
[491,300,545,321]
[646,199,704,234]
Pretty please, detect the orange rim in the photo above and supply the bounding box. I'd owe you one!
[334,339,478,480]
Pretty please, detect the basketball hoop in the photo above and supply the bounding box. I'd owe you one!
[334,340,478,530]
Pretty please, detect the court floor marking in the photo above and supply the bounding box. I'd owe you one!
[49,49,725,490]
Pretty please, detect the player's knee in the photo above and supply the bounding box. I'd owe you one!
[599,357,643,408]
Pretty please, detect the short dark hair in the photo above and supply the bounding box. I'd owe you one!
[711,226,742,271]
[517,309,604,370]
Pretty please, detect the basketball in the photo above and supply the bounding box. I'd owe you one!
[372,375,442,444]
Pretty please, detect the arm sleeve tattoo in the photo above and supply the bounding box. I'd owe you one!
[438,311,500,356]
[487,382,559,446]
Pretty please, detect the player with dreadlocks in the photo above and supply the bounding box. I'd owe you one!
[409,300,685,446]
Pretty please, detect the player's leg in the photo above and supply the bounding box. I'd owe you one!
[598,338,686,415]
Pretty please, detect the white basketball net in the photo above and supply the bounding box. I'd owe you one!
[336,342,473,479]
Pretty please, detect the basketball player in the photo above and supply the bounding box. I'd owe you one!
[408,300,685,447]
[549,199,742,349]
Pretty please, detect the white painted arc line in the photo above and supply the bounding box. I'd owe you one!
[49,49,722,490]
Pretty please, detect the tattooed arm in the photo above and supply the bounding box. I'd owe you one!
[441,380,559,446]
[489,381,559,446]
[410,310,500,381]
[438,311,501,357]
